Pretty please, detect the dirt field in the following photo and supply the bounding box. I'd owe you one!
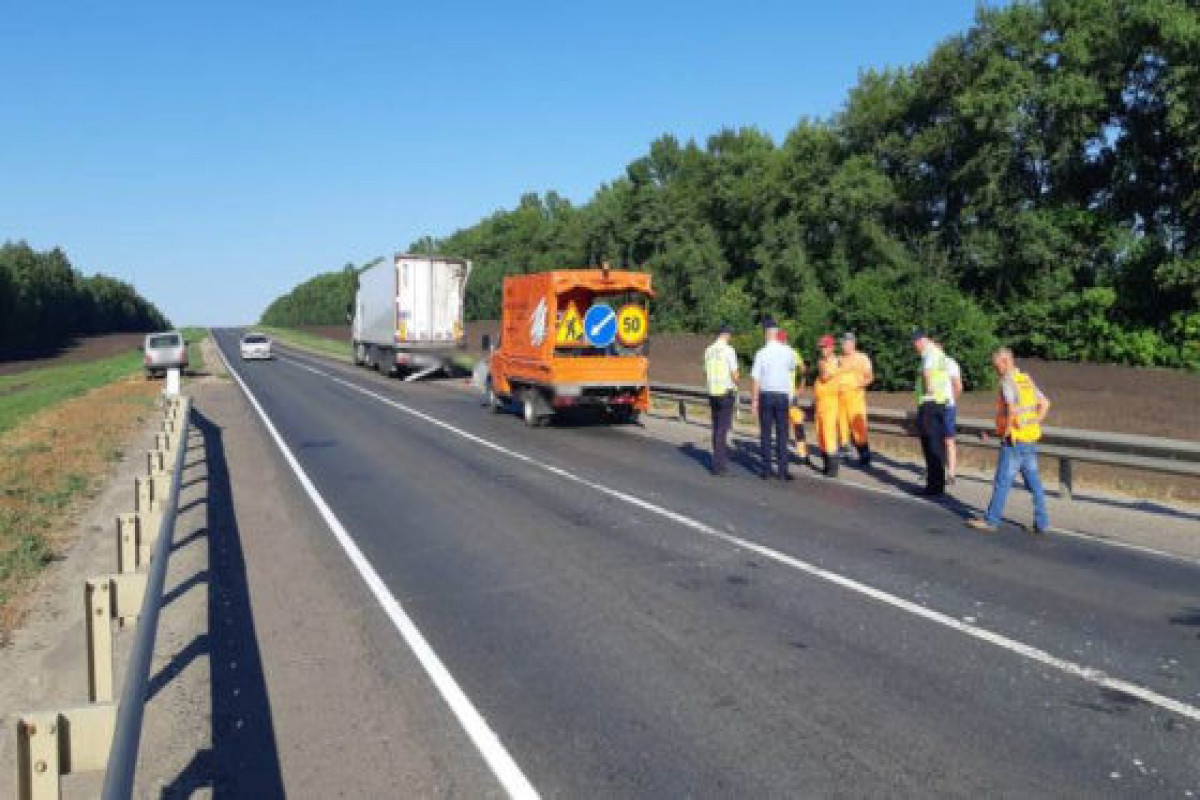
[304,323,1199,440]
[0,333,146,377]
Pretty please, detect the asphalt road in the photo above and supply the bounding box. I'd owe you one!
[211,329,1200,798]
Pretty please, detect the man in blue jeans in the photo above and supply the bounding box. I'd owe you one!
[968,348,1051,534]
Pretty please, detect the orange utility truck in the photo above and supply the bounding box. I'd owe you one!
[484,269,653,426]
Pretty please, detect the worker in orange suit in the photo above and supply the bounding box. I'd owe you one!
[813,334,841,478]
[837,331,873,467]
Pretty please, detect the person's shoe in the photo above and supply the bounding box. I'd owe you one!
[918,487,944,497]
[760,471,771,481]
[1025,523,1049,536]
[780,473,795,482]
[966,517,997,533]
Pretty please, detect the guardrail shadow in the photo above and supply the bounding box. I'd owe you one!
[160,409,285,798]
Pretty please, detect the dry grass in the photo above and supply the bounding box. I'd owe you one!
[0,375,159,642]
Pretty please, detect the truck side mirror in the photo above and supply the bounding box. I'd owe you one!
[481,334,492,352]
[345,303,354,324]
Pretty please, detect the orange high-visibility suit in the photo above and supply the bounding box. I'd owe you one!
[838,351,872,449]
[814,357,841,458]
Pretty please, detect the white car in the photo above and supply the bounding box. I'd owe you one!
[239,332,273,361]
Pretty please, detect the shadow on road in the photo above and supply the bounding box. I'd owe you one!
[160,409,285,798]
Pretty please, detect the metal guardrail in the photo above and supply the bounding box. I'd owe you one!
[649,382,1200,498]
[15,394,191,800]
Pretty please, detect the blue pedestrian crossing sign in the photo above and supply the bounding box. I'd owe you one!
[584,303,617,347]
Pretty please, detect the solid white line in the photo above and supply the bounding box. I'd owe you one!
[279,352,1200,725]
[214,339,540,799]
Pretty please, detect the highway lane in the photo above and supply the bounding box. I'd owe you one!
[212,330,1200,797]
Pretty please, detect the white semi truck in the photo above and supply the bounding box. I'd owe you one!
[351,254,472,379]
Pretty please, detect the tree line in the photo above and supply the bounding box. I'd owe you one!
[422,0,1199,387]
[263,0,1198,389]
[259,259,381,327]
[0,241,170,359]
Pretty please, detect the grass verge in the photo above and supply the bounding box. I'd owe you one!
[257,325,353,362]
[0,375,159,640]
[257,326,479,374]
[179,326,209,375]
[0,348,144,435]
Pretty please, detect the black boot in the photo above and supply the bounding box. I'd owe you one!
[858,444,871,468]
[824,451,840,478]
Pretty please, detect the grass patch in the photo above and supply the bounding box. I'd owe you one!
[0,375,158,636]
[0,348,144,434]
[179,326,209,374]
[257,325,353,362]
[258,326,480,374]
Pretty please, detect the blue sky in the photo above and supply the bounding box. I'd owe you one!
[2,1,984,325]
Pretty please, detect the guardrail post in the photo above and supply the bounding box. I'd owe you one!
[116,514,140,573]
[677,400,687,423]
[15,706,117,800]
[1059,457,1073,501]
[135,477,152,516]
[16,713,58,800]
[85,579,114,703]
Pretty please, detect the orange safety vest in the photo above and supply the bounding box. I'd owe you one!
[838,352,871,395]
[995,369,1044,443]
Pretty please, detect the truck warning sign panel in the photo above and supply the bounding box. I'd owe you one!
[584,303,618,347]
[556,302,586,346]
[616,304,648,347]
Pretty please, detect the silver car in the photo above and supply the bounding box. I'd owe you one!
[239,332,273,361]
[143,331,189,378]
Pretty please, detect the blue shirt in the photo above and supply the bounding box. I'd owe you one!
[751,340,798,395]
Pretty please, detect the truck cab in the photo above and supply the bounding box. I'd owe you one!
[485,269,653,426]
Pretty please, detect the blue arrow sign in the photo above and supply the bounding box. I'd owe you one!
[583,303,617,348]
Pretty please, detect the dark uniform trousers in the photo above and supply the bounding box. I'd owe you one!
[758,392,791,478]
[918,400,948,494]
[709,391,736,473]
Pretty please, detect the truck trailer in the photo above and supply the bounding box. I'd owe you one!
[483,268,653,426]
[352,254,472,379]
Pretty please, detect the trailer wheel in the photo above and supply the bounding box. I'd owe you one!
[486,379,503,413]
[613,407,641,425]
[521,390,546,428]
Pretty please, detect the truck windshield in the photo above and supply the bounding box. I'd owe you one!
[554,290,650,357]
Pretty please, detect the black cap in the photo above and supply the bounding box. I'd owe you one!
[912,330,926,342]
[761,317,778,330]
[718,323,733,335]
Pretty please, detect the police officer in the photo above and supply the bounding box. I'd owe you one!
[703,323,740,475]
[913,331,952,496]
[751,318,798,482]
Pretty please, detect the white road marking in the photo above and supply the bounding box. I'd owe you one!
[276,351,1200,725]
[214,339,540,800]
[643,408,1200,566]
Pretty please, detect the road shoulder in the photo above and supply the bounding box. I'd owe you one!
[165,371,499,796]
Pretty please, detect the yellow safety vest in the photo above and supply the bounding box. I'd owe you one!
[916,346,951,404]
[704,341,736,396]
[787,347,804,397]
[996,369,1043,443]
